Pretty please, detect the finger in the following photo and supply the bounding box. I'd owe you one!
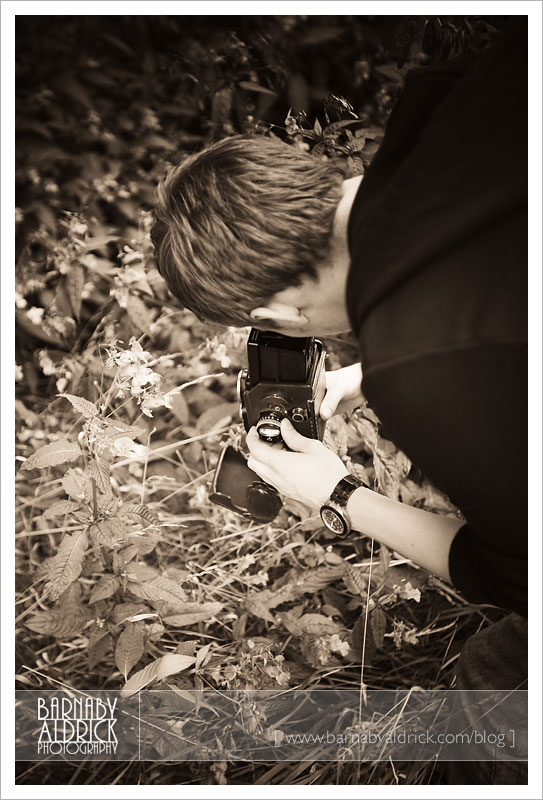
[280,418,315,452]
[320,386,343,420]
[247,456,275,484]
[246,426,275,460]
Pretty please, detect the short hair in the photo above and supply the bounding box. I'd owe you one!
[151,135,345,326]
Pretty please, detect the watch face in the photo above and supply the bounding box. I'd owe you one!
[320,506,348,536]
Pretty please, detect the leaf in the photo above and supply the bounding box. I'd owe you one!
[43,530,88,601]
[88,632,112,670]
[121,504,159,525]
[62,468,89,499]
[195,643,212,670]
[115,621,145,680]
[58,393,98,418]
[196,402,239,433]
[89,575,120,604]
[163,603,223,627]
[121,653,196,696]
[125,294,154,333]
[66,263,85,320]
[373,437,411,500]
[88,457,112,494]
[42,500,81,520]
[102,419,146,441]
[237,80,277,97]
[26,609,86,639]
[370,608,387,649]
[124,562,159,582]
[280,612,344,637]
[111,602,150,625]
[89,519,127,548]
[128,576,188,609]
[170,392,190,425]
[22,439,82,470]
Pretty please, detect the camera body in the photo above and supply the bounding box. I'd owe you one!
[239,329,326,443]
[210,329,326,522]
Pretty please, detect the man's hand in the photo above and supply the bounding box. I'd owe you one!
[246,418,349,510]
[320,363,364,420]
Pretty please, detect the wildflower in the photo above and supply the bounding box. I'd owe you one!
[27,306,45,326]
[110,436,148,461]
[15,291,27,309]
[15,364,24,382]
[329,634,350,658]
[38,351,56,376]
[15,207,24,225]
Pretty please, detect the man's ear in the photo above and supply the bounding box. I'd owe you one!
[249,301,308,328]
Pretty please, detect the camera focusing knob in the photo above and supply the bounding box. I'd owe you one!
[256,411,284,443]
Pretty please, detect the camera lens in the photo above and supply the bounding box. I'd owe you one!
[256,412,283,443]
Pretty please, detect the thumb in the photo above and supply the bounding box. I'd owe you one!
[280,418,315,452]
[320,387,343,420]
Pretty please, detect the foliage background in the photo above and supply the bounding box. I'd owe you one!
[15,14,507,786]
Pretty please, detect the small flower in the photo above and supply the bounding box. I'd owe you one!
[15,364,24,382]
[27,306,44,326]
[110,436,148,461]
[15,291,27,309]
[38,351,56,376]
[329,634,350,658]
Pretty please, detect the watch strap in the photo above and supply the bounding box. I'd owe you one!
[329,474,368,507]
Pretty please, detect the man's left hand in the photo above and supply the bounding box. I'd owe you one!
[246,418,349,510]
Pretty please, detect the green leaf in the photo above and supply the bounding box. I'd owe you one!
[121,653,196,696]
[115,621,145,680]
[22,439,82,470]
[58,393,98,418]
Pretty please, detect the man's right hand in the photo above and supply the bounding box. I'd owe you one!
[320,362,364,420]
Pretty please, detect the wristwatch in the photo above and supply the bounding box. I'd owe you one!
[320,474,368,536]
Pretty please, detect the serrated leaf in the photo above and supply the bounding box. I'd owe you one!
[111,602,149,625]
[22,439,82,471]
[102,420,146,441]
[370,607,387,648]
[89,519,126,548]
[121,504,159,525]
[115,621,145,680]
[124,562,159,582]
[121,653,196,696]
[43,530,88,601]
[128,576,187,609]
[88,457,112,494]
[42,500,81,520]
[59,393,97,418]
[66,263,85,320]
[89,575,120,604]
[26,609,86,639]
[62,468,89,499]
[88,632,112,670]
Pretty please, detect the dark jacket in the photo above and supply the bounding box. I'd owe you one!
[346,18,528,616]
